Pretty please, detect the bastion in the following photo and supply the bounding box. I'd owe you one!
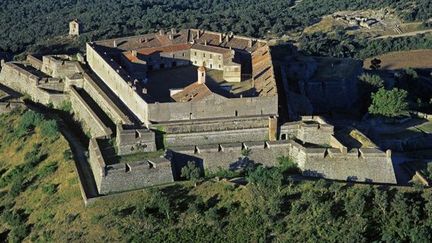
[0,28,398,197]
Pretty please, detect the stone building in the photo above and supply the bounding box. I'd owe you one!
[0,28,398,197]
[69,19,80,37]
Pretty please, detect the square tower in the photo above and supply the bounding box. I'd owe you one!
[69,20,80,37]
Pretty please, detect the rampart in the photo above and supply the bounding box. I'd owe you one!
[169,138,397,184]
[0,62,66,107]
[86,43,149,124]
[116,124,156,155]
[89,138,173,194]
[164,127,269,147]
[69,86,112,138]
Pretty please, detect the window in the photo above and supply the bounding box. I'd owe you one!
[218,55,221,60]
[182,52,185,57]
[210,54,213,58]
[210,64,213,69]
[281,134,287,140]
[235,110,238,117]
[203,53,206,57]
[219,65,221,69]
[194,52,197,56]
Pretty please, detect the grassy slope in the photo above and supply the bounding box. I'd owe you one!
[1,109,432,242]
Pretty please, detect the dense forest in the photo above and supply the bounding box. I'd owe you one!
[300,31,432,59]
[1,0,432,53]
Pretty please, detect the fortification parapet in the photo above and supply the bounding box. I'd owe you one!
[116,124,156,155]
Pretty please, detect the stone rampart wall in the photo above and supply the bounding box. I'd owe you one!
[79,66,134,125]
[147,95,278,123]
[116,124,157,155]
[152,115,269,134]
[26,55,43,70]
[165,127,269,147]
[0,63,66,107]
[69,86,112,138]
[170,139,397,184]
[87,43,149,124]
[89,138,173,194]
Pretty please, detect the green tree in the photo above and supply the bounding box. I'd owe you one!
[369,88,409,117]
[359,73,384,91]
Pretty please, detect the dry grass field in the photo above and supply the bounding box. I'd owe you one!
[364,49,432,70]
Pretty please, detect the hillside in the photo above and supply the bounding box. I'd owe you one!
[0,108,432,241]
[2,0,432,55]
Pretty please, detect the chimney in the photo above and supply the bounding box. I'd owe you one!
[197,66,206,84]
[113,40,117,47]
[171,28,176,34]
[131,50,137,57]
[159,29,164,35]
[197,30,202,39]
[204,40,207,46]
[169,34,173,40]
[219,33,223,43]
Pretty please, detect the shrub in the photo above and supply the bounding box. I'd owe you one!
[181,161,202,181]
[40,120,59,140]
[9,224,30,242]
[37,161,58,179]
[277,156,299,174]
[63,149,73,161]
[9,177,26,196]
[18,110,43,132]
[42,184,57,195]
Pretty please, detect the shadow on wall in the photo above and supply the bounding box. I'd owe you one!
[170,151,204,180]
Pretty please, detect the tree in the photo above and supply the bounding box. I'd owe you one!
[370,58,382,70]
[359,73,384,91]
[181,161,201,186]
[369,88,409,117]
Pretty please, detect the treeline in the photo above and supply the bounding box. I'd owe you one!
[300,32,432,59]
[102,172,432,242]
[1,0,432,53]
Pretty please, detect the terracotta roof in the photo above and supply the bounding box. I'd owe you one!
[191,44,231,54]
[137,43,192,55]
[171,82,213,102]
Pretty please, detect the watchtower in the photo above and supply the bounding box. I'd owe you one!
[69,19,80,37]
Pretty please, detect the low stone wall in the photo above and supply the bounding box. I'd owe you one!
[165,127,269,147]
[69,86,112,138]
[169,141,290,175]
[170,139,397,184]
[152,115,269,134]
[0,62,67,107]
[89,138,173,194]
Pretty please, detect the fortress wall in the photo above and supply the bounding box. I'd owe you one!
[81,69,133,125]
[169,141,290,173]
[26,55,43,70]
[89,138,173,194]
[165,127,269,147]
[297,123,334,145]
[86,44,149,124]
[170,139,397,184]
[302,148,397,184]
[0,63,66,107]
[89,138,106,192]
[152,116,269,134]
[116,125,157,155]
[98,158,174,194]
[69,86,112,138]
[148,95,278,122]
[41,56,80,79]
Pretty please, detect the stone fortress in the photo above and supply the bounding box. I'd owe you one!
[0,25,397,195]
